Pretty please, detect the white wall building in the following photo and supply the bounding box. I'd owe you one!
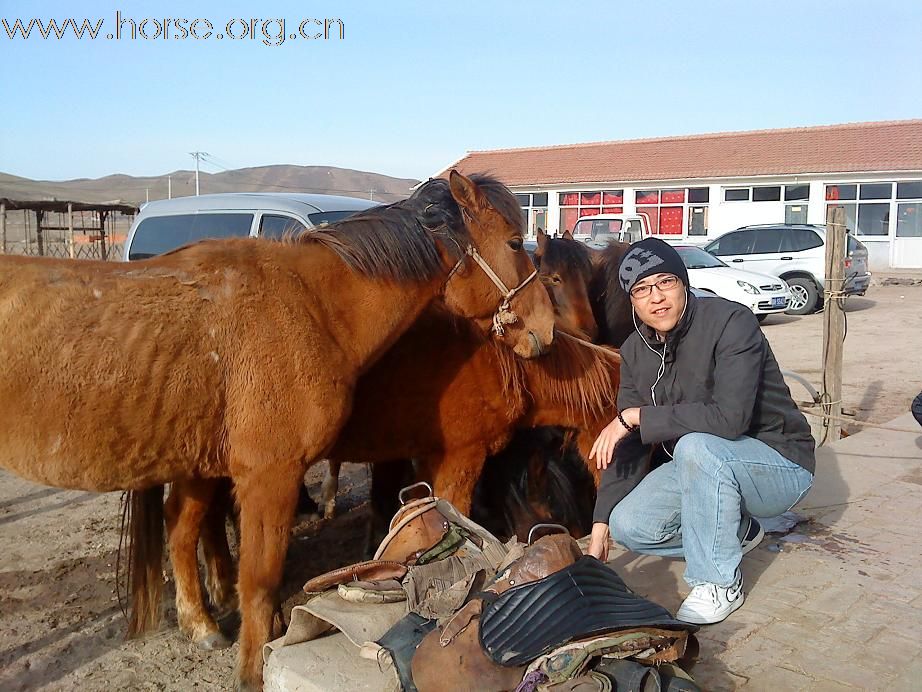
[442,120,922,270]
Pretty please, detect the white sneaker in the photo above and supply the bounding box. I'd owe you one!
[676,574,745,625]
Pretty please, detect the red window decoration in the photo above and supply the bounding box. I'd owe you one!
[580,192,602,205]
[636,190,659,205]
[560,193,580,206]
[579,207,602,217]
[660,207,684,234]
[638,208,659,234]
[560,208,579,232]
[602,206,623,214]
[825,186,839,201]
[602,190,624,205]
[661,189,685,204]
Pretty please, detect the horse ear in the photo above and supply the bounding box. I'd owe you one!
[561,230,574,241]
[448,170,487,214]
[536,228,548,254]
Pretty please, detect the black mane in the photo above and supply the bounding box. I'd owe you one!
[301,173,520,282]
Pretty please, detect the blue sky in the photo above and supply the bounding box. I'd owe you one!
[1,0,920,182]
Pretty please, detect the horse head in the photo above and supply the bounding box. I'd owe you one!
[534,229,598,341]
[419,171,555,359]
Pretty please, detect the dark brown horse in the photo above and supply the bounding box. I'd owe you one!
[588,239,635,347]
[0,171,554,690]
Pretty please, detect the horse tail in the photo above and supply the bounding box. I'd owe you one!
[121,486,165,637]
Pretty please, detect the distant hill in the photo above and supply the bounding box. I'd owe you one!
[0,165,420,206]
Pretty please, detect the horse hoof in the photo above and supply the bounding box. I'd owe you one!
[196,631,232,650]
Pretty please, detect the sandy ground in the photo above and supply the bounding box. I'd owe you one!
[1,284,919,691]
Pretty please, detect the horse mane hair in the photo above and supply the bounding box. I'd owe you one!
[298,173,522,282]
[540,236,593,284]
[492,331,619,424]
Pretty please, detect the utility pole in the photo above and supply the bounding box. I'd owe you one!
[145,188,150,204]
[369,188,376,201]
[168,175,172,199]
[190,151,208,196]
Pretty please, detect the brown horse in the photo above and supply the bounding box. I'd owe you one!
[535,228,598,341]
[0,171,554,690]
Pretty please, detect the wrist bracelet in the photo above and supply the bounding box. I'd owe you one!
[617,411,638,432]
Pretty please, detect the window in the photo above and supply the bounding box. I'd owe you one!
[751,229,784,253]
[752,186,781,202]
[897,203,922,237]
[688,206,708,236]
[688,187,709,203]
[517,192,549,236]
[785,205,808,224]
[259,214,306,240]
[859,183,892,200]
[631,187,709,236]
[128,212,253,260]
[708,231,755,256]
[825,184,857,201]
[897,182,922,200]
[896,183,922,238]
[784,185,809,201]
[856,203,889,236]
[725,188,750,202]
[558,190,622,233]
[781,229,823,252]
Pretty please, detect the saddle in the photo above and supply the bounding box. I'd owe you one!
[412,527,696,692]
[271,488,697,692]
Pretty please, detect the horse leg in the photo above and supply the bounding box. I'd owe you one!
[423,448,487,516]
[200,478,238,616]
[320,458,341,519]
[164,478,231,650]
[235,463,303,691]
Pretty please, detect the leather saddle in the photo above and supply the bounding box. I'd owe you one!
[303,483,461,596]
[412,527,695,692]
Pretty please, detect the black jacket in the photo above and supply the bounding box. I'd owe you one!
[913,391,922,427]
[593,293,816,524]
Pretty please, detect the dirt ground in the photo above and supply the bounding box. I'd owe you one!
[1,284,919,691]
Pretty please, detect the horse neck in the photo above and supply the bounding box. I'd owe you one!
[519,347,619,431]
[296,250,446,369]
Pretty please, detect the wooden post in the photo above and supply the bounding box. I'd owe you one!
[36,210,44,256]
[99,210,108,260]
[821,205,847,444]
[0,203,6,254]
[67,202,75,259]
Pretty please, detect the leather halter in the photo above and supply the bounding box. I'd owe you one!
[448,244,539,337]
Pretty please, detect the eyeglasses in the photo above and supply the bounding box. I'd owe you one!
[629,275,681,299]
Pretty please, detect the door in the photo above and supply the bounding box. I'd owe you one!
[893,201,922,268]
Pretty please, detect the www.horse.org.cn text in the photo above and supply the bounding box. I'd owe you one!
[1,13,345,45]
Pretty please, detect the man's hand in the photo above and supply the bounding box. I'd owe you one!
[586,522,611,562]
[589,407,640,470]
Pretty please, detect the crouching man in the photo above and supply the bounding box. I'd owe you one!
[586,238,815,625]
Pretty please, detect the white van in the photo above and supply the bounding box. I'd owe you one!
[571,214,649,247]
[123,192,379,261]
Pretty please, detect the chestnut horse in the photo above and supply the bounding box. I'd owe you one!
[0,171,554,690]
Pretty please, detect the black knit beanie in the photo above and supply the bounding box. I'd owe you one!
[617,237,689,294]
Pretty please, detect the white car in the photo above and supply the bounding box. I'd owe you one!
[675,245,791,322]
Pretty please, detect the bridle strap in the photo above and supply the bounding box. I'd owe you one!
[447,245,539,337]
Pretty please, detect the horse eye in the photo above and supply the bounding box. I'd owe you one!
[507,238,524,251]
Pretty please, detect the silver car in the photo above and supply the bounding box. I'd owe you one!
[123,192,379,261]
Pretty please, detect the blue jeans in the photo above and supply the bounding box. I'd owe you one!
[608,433,813,588]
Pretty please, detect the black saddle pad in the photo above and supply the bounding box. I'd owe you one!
[479,556,696,667]
[378,612,438,692]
